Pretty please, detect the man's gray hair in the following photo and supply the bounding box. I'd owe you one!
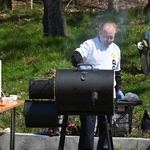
[99,22,117,32]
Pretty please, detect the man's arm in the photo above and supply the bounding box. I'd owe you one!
[115,71,124,99]
[71,51,83,67]
[115,71,122,91]
[137,39,149,50]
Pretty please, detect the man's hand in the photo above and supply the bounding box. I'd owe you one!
[116,91,125,100]
[137,42,144,50]
[142,40,148,47]
[79,66,87,70]
[137,40,148,50]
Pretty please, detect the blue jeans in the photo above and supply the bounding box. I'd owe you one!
[78,115,112,150]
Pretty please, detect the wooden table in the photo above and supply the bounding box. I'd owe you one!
[0,100,24,150]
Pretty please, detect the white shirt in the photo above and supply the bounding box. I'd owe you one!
[75,37,121,71]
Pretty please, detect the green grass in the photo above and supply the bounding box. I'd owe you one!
[0,3,150,138]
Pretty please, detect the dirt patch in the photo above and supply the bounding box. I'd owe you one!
[12,0,148,11]
[63,0,148,11]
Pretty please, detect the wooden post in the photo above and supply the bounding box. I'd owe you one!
[31,0,33,9]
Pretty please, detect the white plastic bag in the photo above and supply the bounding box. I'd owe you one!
[124,92,140,102]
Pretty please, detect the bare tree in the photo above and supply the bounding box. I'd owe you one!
[144,0,150,14]
[108,0,121,12]
[43,0,68,36]
[0,0,12,10]
[108,0,113,11]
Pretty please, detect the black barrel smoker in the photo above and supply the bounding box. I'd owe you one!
[55,69,114,115]
[24,68,114,150]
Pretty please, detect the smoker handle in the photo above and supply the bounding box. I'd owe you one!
[77,63,93,70]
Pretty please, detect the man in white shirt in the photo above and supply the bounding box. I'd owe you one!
[71,22,124,150]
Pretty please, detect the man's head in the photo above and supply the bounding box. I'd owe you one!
[99,22,117,47]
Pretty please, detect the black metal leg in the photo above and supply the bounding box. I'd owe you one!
[58,115,68,150]
[105,115,114,150]
[10,108,15,150]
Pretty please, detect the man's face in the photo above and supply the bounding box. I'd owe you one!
[99,25,116,47]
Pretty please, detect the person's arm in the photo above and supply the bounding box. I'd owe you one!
[71,51,83,67]
[115,71,122,91]
[137,39,148,50]
[137,30,149,50]
[115,71,124,99]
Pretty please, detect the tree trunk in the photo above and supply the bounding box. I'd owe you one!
[144,0,150,14]
[0,0,12,10]
[108,0,113,12]
[43,0,68,36]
